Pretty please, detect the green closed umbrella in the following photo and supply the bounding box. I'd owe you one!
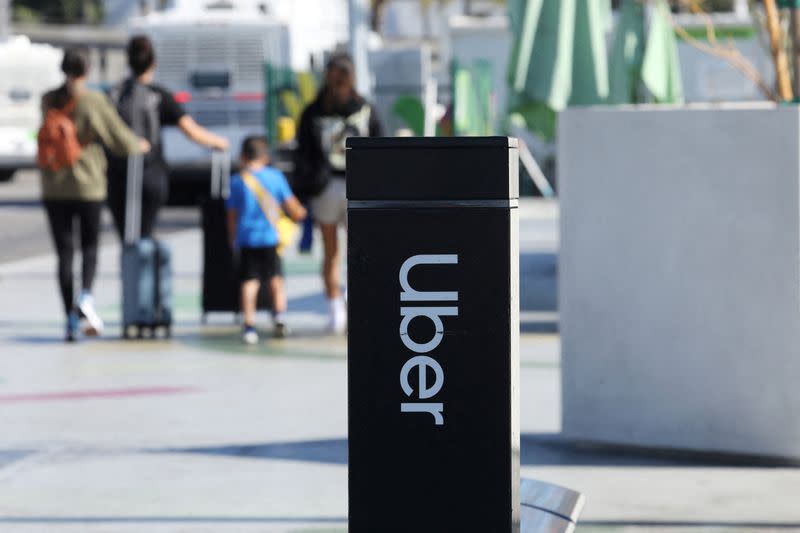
[508,0,684,139]
[507,0,610,139]
[641,0,684,104]
[608,0,645,104]
[453,60,495,136]
[509,0,610,111]
[608,0,684,105]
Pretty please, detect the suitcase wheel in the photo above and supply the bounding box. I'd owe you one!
[124,325,170,340]
[123,325,140,340]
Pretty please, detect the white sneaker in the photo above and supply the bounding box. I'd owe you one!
[328,297,347,335]
[242,326,259,345]
[77,292,104,336]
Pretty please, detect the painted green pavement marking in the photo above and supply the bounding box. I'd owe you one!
[282,251,346,276]
[187,331,556,367]
[283,256,324,275]
[185,330,347,361]
[173,291,201,313]
[98,291,199,317]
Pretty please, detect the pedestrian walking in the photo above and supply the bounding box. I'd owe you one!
[293,53,382,334]
[227,136,307,344]
[106,35,229,240]
[37,48,150,342]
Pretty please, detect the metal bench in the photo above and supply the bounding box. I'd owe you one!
[521,478,585,533]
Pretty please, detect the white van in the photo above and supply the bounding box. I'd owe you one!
[129,0,291,201]
[0,36,62,182]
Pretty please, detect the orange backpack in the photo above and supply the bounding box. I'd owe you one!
[37,98,83,172]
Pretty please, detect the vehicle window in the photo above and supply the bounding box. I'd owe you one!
[9,88,33,103]
[190,71,231,90]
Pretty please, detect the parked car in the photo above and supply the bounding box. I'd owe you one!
[0,36,63,182]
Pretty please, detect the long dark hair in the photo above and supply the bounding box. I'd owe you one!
[319,52,361,108]
[46,48,90,110]
[61,48,89,78]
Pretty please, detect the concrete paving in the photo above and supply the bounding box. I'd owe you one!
[0,197,797,532]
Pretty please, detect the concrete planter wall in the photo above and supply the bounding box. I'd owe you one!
[559,104,800,459]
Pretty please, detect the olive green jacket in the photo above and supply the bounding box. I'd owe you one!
[40,89,141,202]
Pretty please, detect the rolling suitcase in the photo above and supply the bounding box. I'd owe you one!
[121,153,173,339]
[201,150,271,323]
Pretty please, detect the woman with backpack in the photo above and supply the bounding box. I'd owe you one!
[38,48,150,342]
[293,53,383,334]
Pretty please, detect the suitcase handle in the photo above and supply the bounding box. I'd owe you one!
[210,149,231,200]
[124,153,144,245]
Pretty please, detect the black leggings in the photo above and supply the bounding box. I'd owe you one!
[44,201,103,316]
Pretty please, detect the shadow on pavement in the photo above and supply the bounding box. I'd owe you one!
[0,450,33,469]
[580,520,800,529]
[0,200,42,208]
[0,272,201,281]
[158,434,800,469]
[286,292,330,314]
[160,438,348,465]
[521,433,800,468]
[0,516,347,525]
[5,336,75,345]
[520,252,557,313]
[520,316,558,334]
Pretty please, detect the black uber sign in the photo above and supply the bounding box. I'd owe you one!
[347,137,520,532]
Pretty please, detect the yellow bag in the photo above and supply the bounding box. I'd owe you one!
[241,171,299,255]
[275,212,300,255]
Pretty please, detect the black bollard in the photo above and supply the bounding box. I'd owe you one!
[347,137,520,532]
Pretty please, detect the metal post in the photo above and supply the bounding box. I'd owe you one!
[348,0,372,99]
[791,5,800,98]
[347,137,520,532]
[0,0,10,41]
[423,77,438,136]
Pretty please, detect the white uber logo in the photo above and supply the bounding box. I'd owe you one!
[398,254,459,426]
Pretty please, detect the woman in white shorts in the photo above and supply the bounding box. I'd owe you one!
[294,53,383,333]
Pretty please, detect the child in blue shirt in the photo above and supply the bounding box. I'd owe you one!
[226,136,306,343]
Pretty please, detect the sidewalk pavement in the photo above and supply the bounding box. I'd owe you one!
[0,199,797,532]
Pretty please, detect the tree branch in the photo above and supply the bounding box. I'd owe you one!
[670,0,778,101]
